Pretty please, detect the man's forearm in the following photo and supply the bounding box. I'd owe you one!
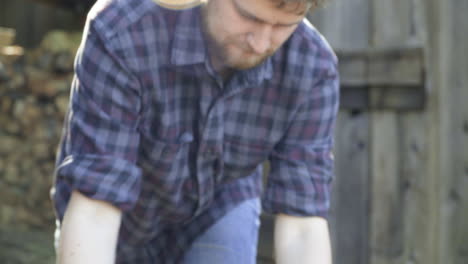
[274,214,332,264]
[57,191,122,264]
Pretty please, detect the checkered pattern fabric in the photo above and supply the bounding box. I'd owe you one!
[51,0,339,263]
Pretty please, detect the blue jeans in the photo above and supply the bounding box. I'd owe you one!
[182,198,261,264]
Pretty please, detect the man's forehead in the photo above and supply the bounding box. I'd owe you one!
[156,0,311,13]
[270,0,310,15]
[234,0,307,25]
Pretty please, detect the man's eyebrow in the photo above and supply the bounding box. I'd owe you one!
[232,0,302,27]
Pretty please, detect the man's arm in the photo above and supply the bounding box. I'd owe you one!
[274,214,332,264]
[57,191,122,264]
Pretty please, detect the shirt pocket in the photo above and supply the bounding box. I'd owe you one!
[222,140,271,182]
[136,133,197,223]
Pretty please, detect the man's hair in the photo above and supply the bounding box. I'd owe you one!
[271,0,327,14]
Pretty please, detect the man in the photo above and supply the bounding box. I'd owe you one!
[51,0,339,263]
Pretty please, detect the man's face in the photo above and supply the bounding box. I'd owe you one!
[202,0,307,71]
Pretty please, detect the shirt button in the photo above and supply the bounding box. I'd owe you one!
[179,132,194,143]
[205,147,215,155]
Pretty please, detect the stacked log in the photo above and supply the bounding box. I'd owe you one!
[0,28,81,230]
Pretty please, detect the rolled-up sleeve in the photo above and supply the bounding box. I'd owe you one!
[54,21,142,211]
[262,68,340,218]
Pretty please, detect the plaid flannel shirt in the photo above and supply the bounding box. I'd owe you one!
[52,0,339,263]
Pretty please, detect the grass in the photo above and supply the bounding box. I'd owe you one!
[0,227,55,264]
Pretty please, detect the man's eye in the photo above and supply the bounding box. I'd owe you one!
[247,16,263,24]
[274,24,292,29]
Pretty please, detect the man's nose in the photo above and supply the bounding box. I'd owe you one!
[246,24,272,54]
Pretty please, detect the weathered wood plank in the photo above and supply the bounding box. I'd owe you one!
[418,0,468,263]
[367,49,423,86]
[400,113,431,264]
[330,111,370,264]
[337,47,426,110]
[371,0,415,46]
[369,112,402,264]
[337,51,367,86]
[337,48,424,87]
[340,87,369,110]
[368,86,425,110]
[370,0,416,263]
[434,0,468,263]
[308,0,370,50]
[310,1,372,264]
[340,86,425,110]
[309,1,372,264]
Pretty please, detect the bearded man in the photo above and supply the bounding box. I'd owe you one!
[52,0,339,263]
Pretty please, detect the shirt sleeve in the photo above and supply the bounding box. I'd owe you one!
[55,21,142,211]
[262,67,340,219]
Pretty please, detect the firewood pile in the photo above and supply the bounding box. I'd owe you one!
[0,27,81,230]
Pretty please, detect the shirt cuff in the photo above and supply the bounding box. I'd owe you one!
[261,185,331,219]
[56,154,142,212]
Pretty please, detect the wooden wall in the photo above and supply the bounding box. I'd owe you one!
[425,0,468,263]
[310,0,468,263]
[309,1,371,263]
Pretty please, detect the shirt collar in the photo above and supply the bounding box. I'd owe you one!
[170,6,273,83]
[170,7,206,66]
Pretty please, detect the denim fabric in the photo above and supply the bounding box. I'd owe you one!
[182,198,261,264]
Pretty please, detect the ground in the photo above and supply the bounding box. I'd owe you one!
[0,221,275,264]
[0,227,55,264]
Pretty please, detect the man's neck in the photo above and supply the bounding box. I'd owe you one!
[210,56,235,83]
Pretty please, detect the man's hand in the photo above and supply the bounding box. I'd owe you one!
[274,214,332,264]
[56,191,122,264]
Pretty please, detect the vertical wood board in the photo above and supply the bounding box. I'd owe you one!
[330,111,369,264]
[437,1,468,263]
[371,0,415,47]
[369,111,403,264]
[369,0,422,263]
[310,0,372,263]
[308,0,370,50]
[400,113,431,264]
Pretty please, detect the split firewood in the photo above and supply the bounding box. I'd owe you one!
[0,27,15,47]
[0,29,81,230]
